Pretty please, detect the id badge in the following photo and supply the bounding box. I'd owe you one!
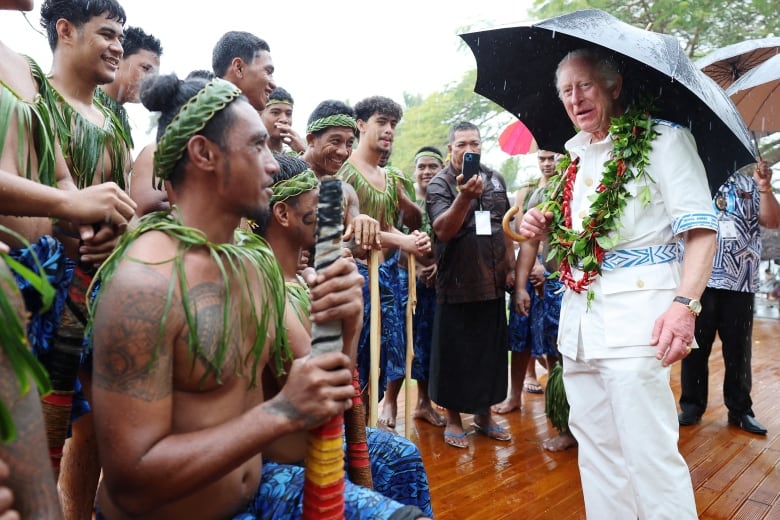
[475,210,491,236]
[719,220,738,241]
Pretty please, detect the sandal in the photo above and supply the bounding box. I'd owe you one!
[523,381,544,394]
[472,422,511,441]
[444,429,468,449]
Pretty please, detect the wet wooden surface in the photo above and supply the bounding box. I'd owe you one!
[393,314,779,519]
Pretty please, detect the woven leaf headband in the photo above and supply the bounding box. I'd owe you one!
[153,78,243,188]
[271,168,319,204]
[305,114,357,135]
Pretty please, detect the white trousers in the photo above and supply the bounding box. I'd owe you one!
[563,354,698,520]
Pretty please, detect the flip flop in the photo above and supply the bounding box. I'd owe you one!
[444,430,468,449]
[472,422,512,441]
[524,382,544,394]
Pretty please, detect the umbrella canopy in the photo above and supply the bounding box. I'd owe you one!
[460,9,755,195]
[695,37,780,89]
[498,119,538,155]
[726,53,780,134]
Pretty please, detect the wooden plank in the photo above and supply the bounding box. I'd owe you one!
[411,316,780,519]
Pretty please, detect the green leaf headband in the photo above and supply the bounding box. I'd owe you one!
[153,78,243,188]
[266,98,293,107]
[305,114,357,135]
[271,168,319,204]
[414,150,444,164]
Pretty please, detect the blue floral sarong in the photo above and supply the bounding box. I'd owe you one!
[9,235,74,359]
[365,427,433,517]
[356,252,406,401]
[9,236,90,422]
[235,461,421,519]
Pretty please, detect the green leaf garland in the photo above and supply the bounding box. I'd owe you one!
[545,102,659,302]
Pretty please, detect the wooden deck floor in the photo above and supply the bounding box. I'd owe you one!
[390,313,780,519]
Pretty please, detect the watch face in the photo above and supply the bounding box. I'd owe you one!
[690,300,702,314]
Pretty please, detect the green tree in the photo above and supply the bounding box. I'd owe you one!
[393,70,528,192]
[530,0,779,57]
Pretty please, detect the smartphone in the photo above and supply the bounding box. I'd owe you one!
[462,152,480,182]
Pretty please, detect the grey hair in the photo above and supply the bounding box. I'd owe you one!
[555,48,620,98]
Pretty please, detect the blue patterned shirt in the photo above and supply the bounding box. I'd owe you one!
[708,173,762,293]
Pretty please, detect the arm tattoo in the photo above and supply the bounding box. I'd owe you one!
[265,394,319,429]
[92,266,176,401]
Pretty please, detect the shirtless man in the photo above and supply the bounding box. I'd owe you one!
[131,30,275,218]
[90,73,426,520]
[0,1,135,516]
[255,153,433,516]
[39,1,134,517]
[338,96,430,429]
[302,99,380,256]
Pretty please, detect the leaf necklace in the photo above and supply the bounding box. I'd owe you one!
[547,103,659,304]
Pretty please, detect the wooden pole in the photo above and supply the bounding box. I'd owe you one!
[404,257,417,439]
[368,248,380,428]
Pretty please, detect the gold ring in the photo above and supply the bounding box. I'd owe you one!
[685,345,692,354]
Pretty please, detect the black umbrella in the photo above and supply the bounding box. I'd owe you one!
[695,37,780,89]
[460,9,755,195]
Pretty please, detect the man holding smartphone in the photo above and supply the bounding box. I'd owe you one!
[425,121,516,449]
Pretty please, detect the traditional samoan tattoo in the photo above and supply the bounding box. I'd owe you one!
[92,266,177,401]
[265,393,319,429]
[185,281,241,373]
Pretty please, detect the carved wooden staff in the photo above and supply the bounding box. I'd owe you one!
[303,178,346,520]
[404,257,417,439]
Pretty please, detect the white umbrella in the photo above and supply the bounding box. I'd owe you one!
[696,37,780,89]
[726,54,780,134]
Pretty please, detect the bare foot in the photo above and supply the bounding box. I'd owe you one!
[377,400,397,433]
[492,396,521,414]
[376,417,397,433]
[542,433,577,452]
[413,405,446,427]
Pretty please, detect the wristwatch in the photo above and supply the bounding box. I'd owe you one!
[673,296,702,317]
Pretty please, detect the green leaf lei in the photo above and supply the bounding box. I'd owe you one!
[87,209,292,387]
[545,102,659,305]
[0,57,59,187]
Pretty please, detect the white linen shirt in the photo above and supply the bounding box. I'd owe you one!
[557,121,718,360]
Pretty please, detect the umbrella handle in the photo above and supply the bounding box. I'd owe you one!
[502,206,527,242]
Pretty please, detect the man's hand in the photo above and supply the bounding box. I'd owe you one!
[343,214,381,251]
[402,230,431,256]
[0,458,19,520]
[78,223,122,266]
[754,158,773,191]
[456,174,483,200]
[303,256,364,325]
[417,262,437,288]
[650,304,696,367]
[530,262,546,296]
[67,182,136,231]
[518,207,553,240]
[274,352,354,430]
[275,122,306,154]
[514,286,532,317]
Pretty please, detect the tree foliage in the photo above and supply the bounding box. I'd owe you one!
[392,70,522,189]
[530,0,779,58]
